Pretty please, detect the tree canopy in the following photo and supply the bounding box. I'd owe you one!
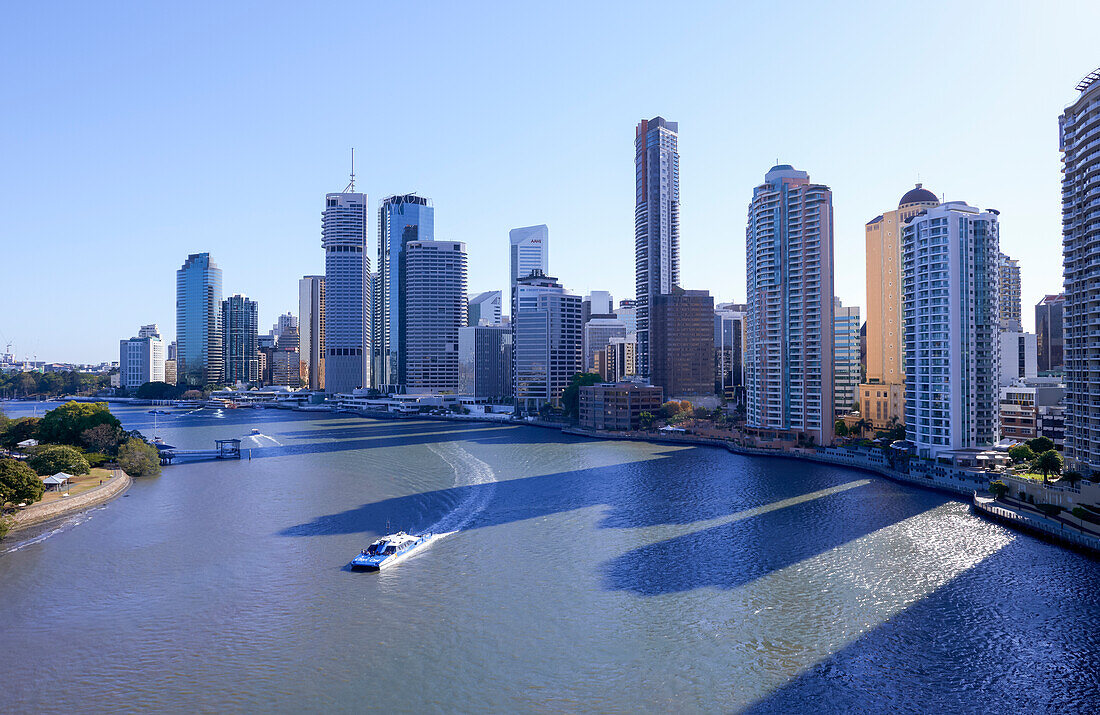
[0,417,41,450]
[28,445,91,476]
[81,423,125,454]
[38,401,122,447]
[0,371,109,399]
[1034,450,1063,483]
[0,459,45,506]
[1026,436,1055,455]
[117,439,161,477]
[1008,444,1035,464]
[135,382,183,400]
[561,372,604,421]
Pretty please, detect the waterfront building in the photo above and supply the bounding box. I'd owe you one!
[634,116,679,378]
[999,252,1022,330]
[375,194,435,392]
[221,295,260,384]
[745,165,835,446]
[903,201,1001,458]
[834,298,861,415]
[615,299,638,334]
[1035,293,1065,373]
[513,271,582,411]
[584,318,628,372]
[176,252,224,386]
[299,276,325,391]
[468,290,502,326]
[999,330,1038,387]
[119,324,165,390]
[458,324,511,400]
[404,240,467,394]
[322,186,370,394]
[860,184,939,429]
[1000,380,1065,443]
[164,359,176,386]
[1061,67,1100,471]
[578,382,664,431]
[714,306,746,401]
[650,288,714,398]
[270,348,301,388]
[594,336,637,382]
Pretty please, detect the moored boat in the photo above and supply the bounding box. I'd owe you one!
[350,532,433,571]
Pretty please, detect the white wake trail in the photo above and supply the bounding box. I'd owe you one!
[424,442,497,537]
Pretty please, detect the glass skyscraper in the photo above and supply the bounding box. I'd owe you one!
[221,294,259,384]
[322,190,370,394]
[634,116,679,379]
[374,193,434,393]
[175,252,224,387]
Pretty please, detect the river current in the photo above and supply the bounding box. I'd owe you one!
[1,403,1098,713]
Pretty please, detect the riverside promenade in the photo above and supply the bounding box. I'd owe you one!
[9,468,131,532]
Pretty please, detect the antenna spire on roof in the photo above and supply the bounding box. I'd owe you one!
[344,147,356,193]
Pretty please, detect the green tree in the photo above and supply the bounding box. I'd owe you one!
[117,439,162,477]
[1034,449,1063,484]
[834,420,850,437]
[135,382,182,400]
[28,445,90,476]
[38,402,122,447]
[854,418,872,438]
[1026,436,1055,455]
[0,458,47,506]
[1,417,42,449]
[1061,470,1084,488]
[561,372,604,421]
[181,389,204,400]
[659,401,682,419]
[1008,444,1035,464]
[81,423,125,454]
[989,480,1009,499]
[639,411,655,429]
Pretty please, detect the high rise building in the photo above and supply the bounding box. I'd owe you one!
[513,271,582,412]
[714,306,746,401]
[650,289,714,398]
[374,194,434,393]
[1061,67,1100,470]
[583,318,628,372]
[221,295,259,384]
[1035,293,1065,373]
[274,313,299,351]
[176,252,223,386]
[509,224,549,295]
[322,184,370,394]
[299,276,326,391]
[616,299,638,334]
[468,291,503,326]
[745,165,835,446]
[999,329,1038,387]
[634,116,679,378]
[860,185,939,429]
[458,325,512,400]
[833,298,860,415]
[595,337,637,382]
[404,240,467,394]
[582,291,615,325]
[999,252,1022,330]
[903,201,1000,458]
[270,349,301,388]
[119,324,165,390]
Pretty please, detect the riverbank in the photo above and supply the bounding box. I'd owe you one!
[973,494,1100,556]
[8,468,131,533]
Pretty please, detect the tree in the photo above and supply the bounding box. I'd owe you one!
[0,417,41,449]
[1026,436,1055,455]
[854,418,872,438]
[1008,444,1035,464]
[834,420,850,437]
[181,389,204,400]
[81,423,124,454]
[1061,470,1084,488]
[1034,449,1063,484]
[659,401,682,419]
[38,402,121,447]
[28,445,90,476]
[679,400,694,415]
[0,459,45,506]
[135,381,182,400]
[989,480,1009,500]
[117,439,161,477]
[561,372,604,421]
[639,411,655,429]
[693,406,711,420]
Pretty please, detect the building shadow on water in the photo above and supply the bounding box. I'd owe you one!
[739,535,1100,713]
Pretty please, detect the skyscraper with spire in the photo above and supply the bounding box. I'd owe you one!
[322,158,370,394]
[634,116,679,379]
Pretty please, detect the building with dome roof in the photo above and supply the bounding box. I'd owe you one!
[858,185,940,429]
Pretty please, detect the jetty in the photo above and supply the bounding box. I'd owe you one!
[158,439,242,465]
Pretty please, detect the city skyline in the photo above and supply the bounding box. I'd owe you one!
[3,3,1100,363]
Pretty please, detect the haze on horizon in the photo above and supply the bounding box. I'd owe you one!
[2,0,1098,363]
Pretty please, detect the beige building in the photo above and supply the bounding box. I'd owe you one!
[860,184,939,429]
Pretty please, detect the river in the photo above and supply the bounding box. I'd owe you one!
[1,402,1098,712]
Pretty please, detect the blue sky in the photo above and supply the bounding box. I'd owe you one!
[3,1,1098,363]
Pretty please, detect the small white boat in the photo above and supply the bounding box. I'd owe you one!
[350,532,433,571]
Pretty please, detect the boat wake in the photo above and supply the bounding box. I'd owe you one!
[2,507,103,554]
[424,443,497,537]
[245,432,283,446]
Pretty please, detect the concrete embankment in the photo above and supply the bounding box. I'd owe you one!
[9,469,132,532]
[973,495,1100,556]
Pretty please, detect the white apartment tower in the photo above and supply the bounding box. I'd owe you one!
[903,201,1001,458]
[119,324,165,390]
[744,165,835,446]
[322,187,370,394]
[404,241,468,394]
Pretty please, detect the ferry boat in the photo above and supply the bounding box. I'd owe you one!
[250,428,262,435]
[350,532,433,571]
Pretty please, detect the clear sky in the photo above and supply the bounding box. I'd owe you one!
[3,1,1098,363]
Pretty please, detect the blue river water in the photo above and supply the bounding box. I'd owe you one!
[1,402,1098,713]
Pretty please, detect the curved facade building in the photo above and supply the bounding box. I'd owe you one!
[176,252,224,387]
[322,190,370,394]
[1061,67,1100,471]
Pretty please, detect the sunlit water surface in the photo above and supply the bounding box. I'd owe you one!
[2,403,1098,712]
